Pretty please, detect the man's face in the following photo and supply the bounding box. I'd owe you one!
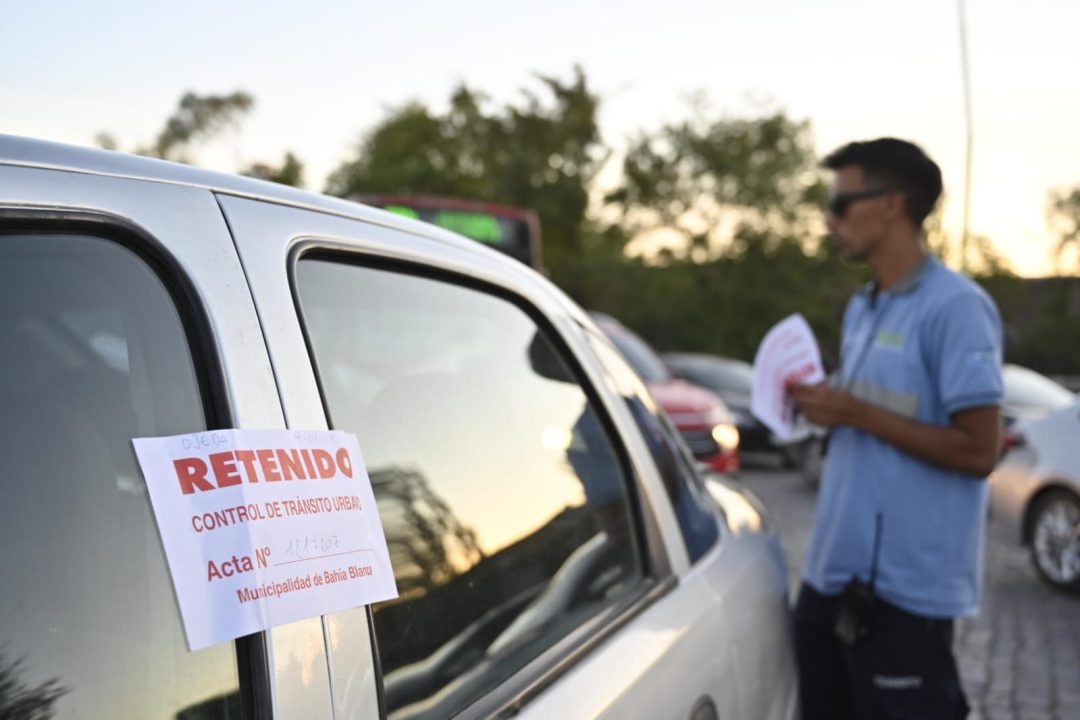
[826,165,897,262]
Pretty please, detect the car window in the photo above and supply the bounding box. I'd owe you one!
[586,333,720,563]
[294,257,645,720]
[0,234,241,719]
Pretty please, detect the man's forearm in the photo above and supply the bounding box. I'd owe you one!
[847,401,999,477]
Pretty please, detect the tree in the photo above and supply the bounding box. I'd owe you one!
[1049,186,1080,272]
[97,90,254,163]
[325,67,609,282]
[0,654,67,720]
[609,104,828,261]
[242,151,304,187]
[144,91,254,162]
[577,105,855,362]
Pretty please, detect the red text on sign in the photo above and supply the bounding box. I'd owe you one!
[174,447,355,495]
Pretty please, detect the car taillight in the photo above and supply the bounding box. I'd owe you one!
[1002,429,1026,452]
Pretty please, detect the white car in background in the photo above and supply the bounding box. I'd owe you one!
[0,135,797,719]
[991,402,1080,593]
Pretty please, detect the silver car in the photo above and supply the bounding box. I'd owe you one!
[990,402,1080,593]
[0,135,797,719]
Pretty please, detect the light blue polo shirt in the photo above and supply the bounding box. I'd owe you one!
[802,255,1003,618]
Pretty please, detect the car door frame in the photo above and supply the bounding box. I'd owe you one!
[0,163,292,719]
[217,192,696,719]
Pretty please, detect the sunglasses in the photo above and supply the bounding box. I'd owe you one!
[828,187,895,218]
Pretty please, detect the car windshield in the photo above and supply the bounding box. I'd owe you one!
[669,356,753,394]
[1003,365,1075,411]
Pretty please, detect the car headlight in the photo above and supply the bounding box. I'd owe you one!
[711,422,740,451]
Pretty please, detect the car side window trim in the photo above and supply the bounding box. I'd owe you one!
[287,242,668,578]
[0,207,272,720]
[286,239,676,719]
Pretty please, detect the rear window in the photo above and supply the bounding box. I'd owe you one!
[0,233,241,719]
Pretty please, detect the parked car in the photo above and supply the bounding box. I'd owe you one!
[990,402,1080,593]
[662,353,778,457]
[0,135,797,719]
[1001,363,1076,427]
[590,314,741,474]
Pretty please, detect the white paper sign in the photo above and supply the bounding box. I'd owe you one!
[132,429,398,651]
[751,314,826,442]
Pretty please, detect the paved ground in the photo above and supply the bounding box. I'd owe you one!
[739,458,1080,720]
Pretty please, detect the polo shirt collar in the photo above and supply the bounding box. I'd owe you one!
[860,253,938,301]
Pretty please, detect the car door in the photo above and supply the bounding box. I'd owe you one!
[533,329,798,720]
[221,194,742,719]
[0,161,313,718]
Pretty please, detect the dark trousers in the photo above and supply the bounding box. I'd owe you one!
[794,583,970,720]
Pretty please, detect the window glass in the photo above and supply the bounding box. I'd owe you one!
[295,259,644,720]
[0,234,241,719]
[586,334,720,563]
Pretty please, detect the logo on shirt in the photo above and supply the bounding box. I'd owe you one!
[965,349,997,365]
[874,329,905,350]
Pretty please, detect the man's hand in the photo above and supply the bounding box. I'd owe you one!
[790,382,862,428]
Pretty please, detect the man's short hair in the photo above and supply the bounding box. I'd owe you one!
[823,138,943,227]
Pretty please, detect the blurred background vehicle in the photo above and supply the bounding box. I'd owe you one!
[990,401,1080,593]
[663,352,787,463]
[1001,363,1076,428]
[590,314,740,473]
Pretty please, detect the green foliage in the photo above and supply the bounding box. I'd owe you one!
[575,104,853,361]
[325,67,609,283]
[610,106,827,259]
[96,90,255,164]
[980,274,1080,374]
[571,235,865,367]
[1049,185,1080,271]
[144,91,254,162]
[242,151,305,187]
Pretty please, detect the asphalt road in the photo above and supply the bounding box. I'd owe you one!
[739,458,1080,720]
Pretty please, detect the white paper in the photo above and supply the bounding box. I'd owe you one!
[132,429,398,651]
[751,314,826,442]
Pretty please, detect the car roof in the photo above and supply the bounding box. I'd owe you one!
[0,134,595,328]
[0,134,493,258]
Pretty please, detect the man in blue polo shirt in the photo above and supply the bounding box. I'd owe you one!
[791,138,1003,719]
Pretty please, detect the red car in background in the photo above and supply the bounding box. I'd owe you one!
[591,313,740,473]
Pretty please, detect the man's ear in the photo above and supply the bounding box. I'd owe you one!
[884,190,907,223]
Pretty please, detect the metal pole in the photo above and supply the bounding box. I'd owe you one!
[958,0,974,272]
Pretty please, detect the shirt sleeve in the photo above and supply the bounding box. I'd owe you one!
[927,288,1004,415]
